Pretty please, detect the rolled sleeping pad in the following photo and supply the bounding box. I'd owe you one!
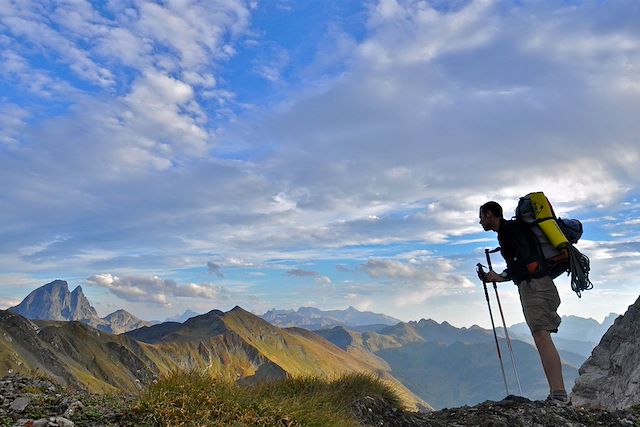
[528,192,569,249]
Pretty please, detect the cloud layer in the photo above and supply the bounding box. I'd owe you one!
[1,0,639,322]
[86,273,227,306]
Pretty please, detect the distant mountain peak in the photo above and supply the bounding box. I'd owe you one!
[164,309,202,323]
[9,279,98,322]
[8,279,151,334]
[417,319,438,327]
[102,308,151,334]
[261,306,401,329]
[104,309,131,318]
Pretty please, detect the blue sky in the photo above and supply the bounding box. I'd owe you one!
[1,0,639,327]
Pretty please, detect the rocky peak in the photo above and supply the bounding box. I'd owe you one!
[104,309,129,319]
[571,295,640,410]
[9,280,99,322]
[100,309,151,334]
[7,280,149,334]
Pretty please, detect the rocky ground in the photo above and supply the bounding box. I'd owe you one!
[354,394,640,426]
[3,373,639,426]
[0,374,141,427]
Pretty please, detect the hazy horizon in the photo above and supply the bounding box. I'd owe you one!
[4,278,623,329]
[1,1,638,329]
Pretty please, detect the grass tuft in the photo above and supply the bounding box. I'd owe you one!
[131,369,402,426]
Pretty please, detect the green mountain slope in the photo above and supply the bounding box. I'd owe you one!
[129,306,430,410]
[1,308,430,411]
[317,321,580,410]
[377,339,579,409]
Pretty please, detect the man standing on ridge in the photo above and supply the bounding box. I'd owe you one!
[478,201,568,404]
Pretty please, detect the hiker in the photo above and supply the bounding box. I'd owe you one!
[478,201,568,404]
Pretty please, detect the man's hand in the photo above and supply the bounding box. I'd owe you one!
[484,270,506,283]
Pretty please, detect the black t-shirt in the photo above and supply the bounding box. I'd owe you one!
[497,218,546,282]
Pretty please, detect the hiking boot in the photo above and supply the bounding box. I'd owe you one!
[546,391,570,406]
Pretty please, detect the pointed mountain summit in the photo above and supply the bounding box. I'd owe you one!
[102,309,152,334]
[165,309,201,323]
[124,305,429,410]
[9,280,150,334]
[9,279,100,321]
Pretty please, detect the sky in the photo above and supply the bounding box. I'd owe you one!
[1,0,639,328]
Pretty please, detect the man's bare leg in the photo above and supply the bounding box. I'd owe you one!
[532,330,565,393]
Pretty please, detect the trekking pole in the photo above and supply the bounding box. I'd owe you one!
[485,248,523,396]
[477,262,509,396]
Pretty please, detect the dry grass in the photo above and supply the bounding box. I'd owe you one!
[131,370,403,426]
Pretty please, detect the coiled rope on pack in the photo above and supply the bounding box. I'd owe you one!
[567,245,593,298]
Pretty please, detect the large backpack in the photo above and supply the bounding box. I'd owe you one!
[515,192,593,297]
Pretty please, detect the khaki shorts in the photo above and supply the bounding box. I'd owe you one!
[517,275,561,334]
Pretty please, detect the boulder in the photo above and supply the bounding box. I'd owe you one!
[571,295,640,410]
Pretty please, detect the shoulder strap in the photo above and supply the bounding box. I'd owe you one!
[515,219,549,275]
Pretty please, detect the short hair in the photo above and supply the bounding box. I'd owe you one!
[480,201,503,218]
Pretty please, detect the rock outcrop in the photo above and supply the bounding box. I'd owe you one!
[3,373,639,426]
[8,280,150,334]
[0,373,139,426]
[9,280,100,323]
[571,295,640,410]
[100,309,151,334]
[353,394,640,426]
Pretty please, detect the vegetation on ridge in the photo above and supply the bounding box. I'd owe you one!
[131,370,403,426]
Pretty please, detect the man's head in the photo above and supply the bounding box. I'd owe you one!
[479,201,503,232]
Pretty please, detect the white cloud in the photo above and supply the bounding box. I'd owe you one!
[0,103,29,146]
[315,276,332,286]
[122,72,208,157]
[252,46,290,83]
[224,257,256,268]
[0,50,79,99]
[1,0,639,325]
[0,298,21,310]
[361,256,475,306]
[362,0,497,66]
[1,0,253,87]
[86,273,227,306]
[1,13,114,86]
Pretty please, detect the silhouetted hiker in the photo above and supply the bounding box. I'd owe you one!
[478,201,568,404]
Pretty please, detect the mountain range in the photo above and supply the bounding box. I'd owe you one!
[0,306,428,410]
[506,313,618,358]
[8,280,151,334]
[314,319,585,409]
[2,279,620,409]
[261,306,401,330]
